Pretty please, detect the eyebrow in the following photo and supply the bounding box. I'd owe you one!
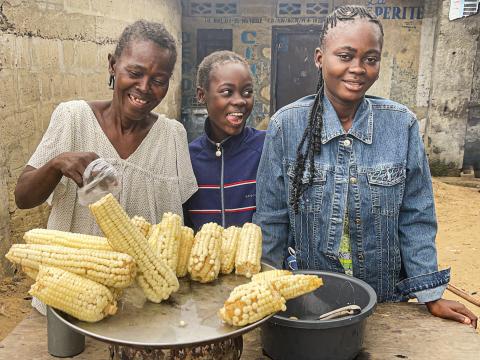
[336,46,381,55]
[126,64,170,76]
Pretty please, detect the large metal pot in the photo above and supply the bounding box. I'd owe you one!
[261,270,377,360]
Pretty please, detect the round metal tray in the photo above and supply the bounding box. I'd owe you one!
[50,264,274,348]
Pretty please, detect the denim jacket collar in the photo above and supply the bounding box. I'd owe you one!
[322,95,373,145]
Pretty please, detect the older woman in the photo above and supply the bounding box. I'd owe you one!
[15,20,197,235]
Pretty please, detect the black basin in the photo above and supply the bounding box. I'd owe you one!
[261,270,377,360]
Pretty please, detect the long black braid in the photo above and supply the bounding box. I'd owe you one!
[290,6,384,213]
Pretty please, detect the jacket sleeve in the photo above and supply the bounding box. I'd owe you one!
[396,116,450,300]
[253,117,289,269]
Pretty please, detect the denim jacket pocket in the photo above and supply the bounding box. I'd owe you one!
[287,163,327,213]
[367,165,406,217]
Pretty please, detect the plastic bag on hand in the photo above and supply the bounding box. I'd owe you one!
[77,158,121,206]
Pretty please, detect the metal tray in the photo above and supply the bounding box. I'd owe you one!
[50,264,274,348]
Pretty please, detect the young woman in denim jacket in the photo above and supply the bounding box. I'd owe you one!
[254,6,477,327]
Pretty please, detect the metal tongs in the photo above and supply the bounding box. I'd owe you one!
[318,304,362,320]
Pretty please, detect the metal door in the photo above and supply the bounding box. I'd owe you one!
[271,26,322,114]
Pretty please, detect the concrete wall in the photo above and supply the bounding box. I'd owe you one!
[0,0,182,276]
[424,1,480,169]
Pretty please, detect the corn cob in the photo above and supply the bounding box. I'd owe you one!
[220,226,241,275]
[252,270,292,283]
[218,280,286,326]
[269,274,323,300]
[148,212,181,271]
[131,216,152,238]
[24,228,112,251]
[89,194,179,303]
[22,266,38,280]
[235,223,262,278]
[188,222,223,283]
[6,243,136,288]
[30,266,117,322]
[176,226,194,277]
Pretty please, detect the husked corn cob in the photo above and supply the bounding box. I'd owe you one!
[131,216,152,238]
[235,223,262,278]
[220,226,241,274]
[30,266,117,322]
[252,270,292,283]
[6,243,136,288]
[188,222,223,283]
[176,226,194,277]
[218,280,286,326]
[148,212,181,271]
[22,266,38,280]
[270,274,323,300]
[89,194,179,303]
[24,228,112,251]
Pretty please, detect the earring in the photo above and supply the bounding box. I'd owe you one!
[108,74,115,90]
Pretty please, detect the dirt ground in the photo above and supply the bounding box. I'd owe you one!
[0,178,479,341]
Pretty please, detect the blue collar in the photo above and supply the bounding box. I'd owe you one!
[321,95,373,145]
[203,117,248,151]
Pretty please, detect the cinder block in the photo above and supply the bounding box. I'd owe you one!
[75,41,98,69]
[0,34,16,70]
[13,36,32,69]
[61,41,75,70]
[64,0,91,13]
[0,72,17,112]
[31,38,60,70]
[17,70,40,107]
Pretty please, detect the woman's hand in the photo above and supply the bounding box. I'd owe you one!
[425,298,477,328]
[15,152,99,209]
[52,152,99,187]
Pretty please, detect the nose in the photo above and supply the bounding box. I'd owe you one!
[349,59,366,75]
[136,76,150,93]
[232,93,247,107]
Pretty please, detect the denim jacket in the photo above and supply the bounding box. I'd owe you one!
[253,94,450,303]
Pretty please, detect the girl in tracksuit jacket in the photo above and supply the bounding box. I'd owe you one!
[184,51,266,231]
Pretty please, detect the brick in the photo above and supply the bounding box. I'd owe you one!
[95,16,129,43]
[17,70,40,108]
[13,36,32,69]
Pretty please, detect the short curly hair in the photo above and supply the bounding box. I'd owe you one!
[114,19,177,68]
[196,50,251,90]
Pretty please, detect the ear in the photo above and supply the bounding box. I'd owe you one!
[108,54,116,75]
[314,47,323,71]
[196,86,206,105]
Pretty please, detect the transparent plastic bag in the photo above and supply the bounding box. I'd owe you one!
[77,158,121,206]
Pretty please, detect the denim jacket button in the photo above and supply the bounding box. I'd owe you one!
[358,253,364,260]
[349,177,357,184]
[343,139,351,146]
[355,218,361,224]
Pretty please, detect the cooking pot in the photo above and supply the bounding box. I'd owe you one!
[261,270,377,360]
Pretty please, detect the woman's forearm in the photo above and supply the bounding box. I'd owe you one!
[14,161,63,209]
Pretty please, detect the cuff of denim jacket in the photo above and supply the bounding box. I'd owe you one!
[396,268,450,298]
[413,284,448,303]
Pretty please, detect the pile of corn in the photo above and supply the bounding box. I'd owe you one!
[5,193,265,322]
[218,270,323,327]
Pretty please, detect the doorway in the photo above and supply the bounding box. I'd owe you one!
[270,26,322,114]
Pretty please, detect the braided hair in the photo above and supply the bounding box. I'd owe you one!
[196,50,251,91]
[289,6,384,213]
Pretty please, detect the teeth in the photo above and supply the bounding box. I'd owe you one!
[130,95,147,104]
[228,113,243,116]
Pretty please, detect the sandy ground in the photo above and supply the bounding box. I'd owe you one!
[0,178,479,341]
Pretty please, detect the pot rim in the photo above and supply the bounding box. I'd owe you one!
[267,270,377,329]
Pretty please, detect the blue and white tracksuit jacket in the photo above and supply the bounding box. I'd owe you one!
[184,119,266,232]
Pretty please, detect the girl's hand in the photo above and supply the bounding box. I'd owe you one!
[52,152,99,187]
[425,298,477,328]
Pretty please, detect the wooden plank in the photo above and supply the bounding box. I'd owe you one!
[1,303,479,359]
